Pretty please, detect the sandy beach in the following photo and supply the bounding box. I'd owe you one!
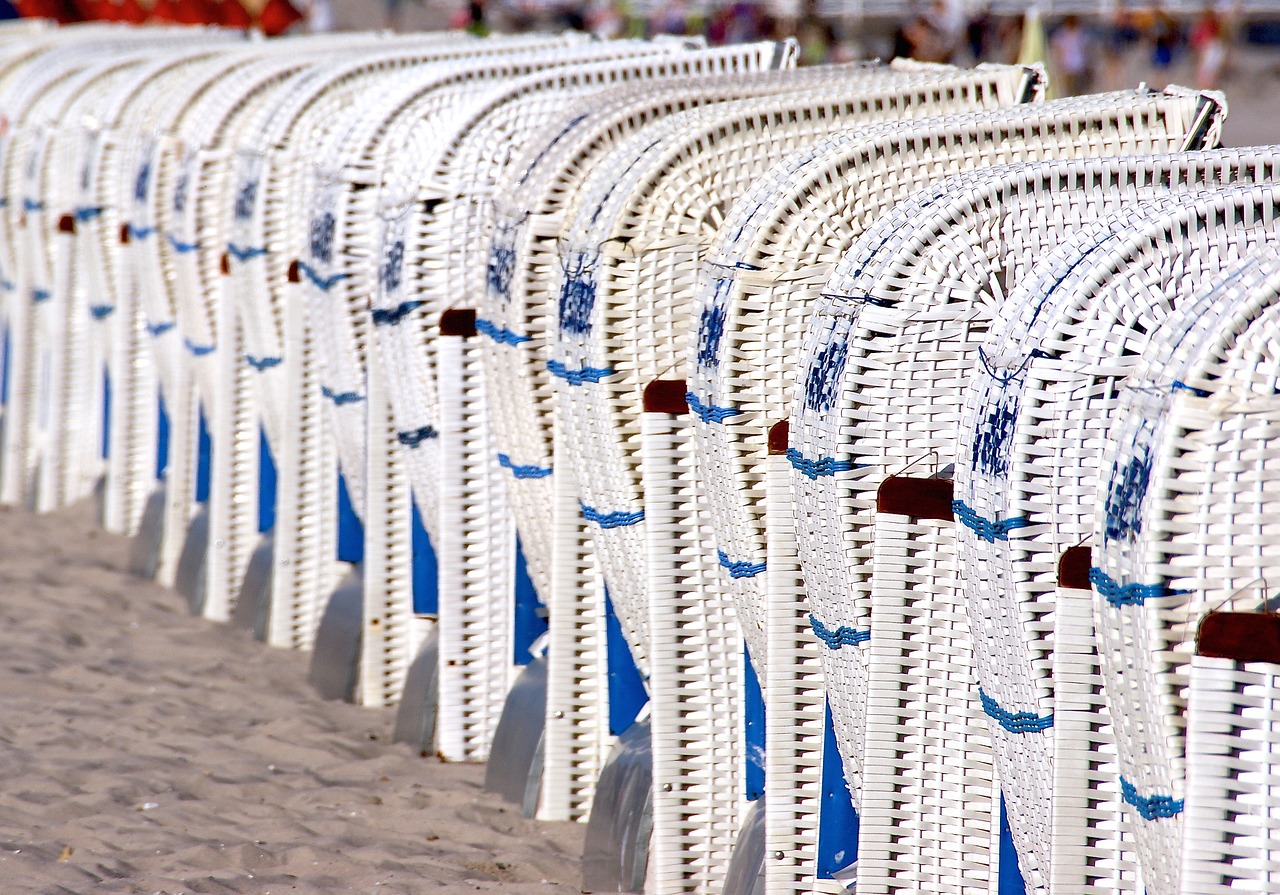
[0,500,583,894]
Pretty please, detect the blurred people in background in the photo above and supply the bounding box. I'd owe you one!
[1050,14,1093,95]
[1191,3,1227,88]
[1150,3,1181,71]
[307,0,334,31]
[1099,8,1141,90]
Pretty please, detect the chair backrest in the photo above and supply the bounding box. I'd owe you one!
[548,65,1043,895]
[368,43,790,548]
[479,60,894,621]
[551,65,1042,677]
[955,184,1280,895]
[297,40,697,522]
[690,87,1222,683]
[793,147,1274,895]
[1092,247,1280,895]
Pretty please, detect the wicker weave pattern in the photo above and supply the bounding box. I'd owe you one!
[549,65,1044,895]
[1092,250,1280,895]
[791,148,1280,895]
[957,185,1280,895]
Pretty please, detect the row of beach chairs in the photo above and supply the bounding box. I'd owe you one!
[2,17,1278,895]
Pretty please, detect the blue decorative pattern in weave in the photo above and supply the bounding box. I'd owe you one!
[547,358,613,385]
[167,233,199,254]
[297,261,348,292]
[1089,567,1168,607]
[718,550,766,579]
[803,339,848,413]
[322,386,363,406]
[952,500,1029,542]
[31,288,50,303]
[309,210,334,263]
[234,179,258,221]
[245,354,281,372]
[127,223,154,241]
[1103,445,1152,542]
[146,321,174,337]
[89,305,114,320]
[498,453,551,479]
[487,238,515,302]
[380,240,404,294]
[184,338,215,357]
[979,687,1054,733]
[1120,777,1183,820]
[787,448,856,479]
[972,388,1020,477]
[22,197,43,213]
[227,242,267,262]
[133,162,151,203]
[476,318,530,345]
[581,504,644,528]
[695,277,732,369]
[172,174,188,213]
[397,425,438,448]
[685,391,740,424]
[74,205,102,222]
[557,254,596,336]
[809,614,870,649]
[371,300,421,326]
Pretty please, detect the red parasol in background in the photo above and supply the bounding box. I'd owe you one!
[17,0,301,32]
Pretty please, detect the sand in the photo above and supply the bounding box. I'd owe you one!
[0,501,584,894]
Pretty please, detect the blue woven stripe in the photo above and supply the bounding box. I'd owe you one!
[581,504,644,528]
[809,614,869,649]
[184,338,215,357]
[31,288,50,303]
[1121,777,1183,820]
[322,386,363,406]
[979,688,1053,733]
[498,453,551,479]
[718,550,766,579]
[22,198,43,212]
[127,223,155,241]
[1089,567,1167,607]
[1,278,12,291]
[74,205,102,222]
[547,359,613,385]
[370,301,421,326]
[227,242,267,262]
[146,321,174,337]
[297,261,349,292]
[245,354,281,371]
[1171,380,1209,398]
[476,318,530,345]
[89,305,114,320]
[952,500,1030,542]
[787,448,855,479]
[167,233,199,253]
[397,425,438,448]
[686,391,740,424]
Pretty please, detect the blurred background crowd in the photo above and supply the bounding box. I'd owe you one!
[7,0,1278,130]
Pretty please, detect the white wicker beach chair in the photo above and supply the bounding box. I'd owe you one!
[549,66,1052,894]
[224,36,587,652]
[366,44,793,771]
[296,39,703,710]
[0,29,237,516]
[480,62,949,826]
[682,88,1221,894]
[789,147,1280,895]
[955,184,1280,895]
[125,34,472,598]
[1091,249,1280,895]
[45,45,247,542]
